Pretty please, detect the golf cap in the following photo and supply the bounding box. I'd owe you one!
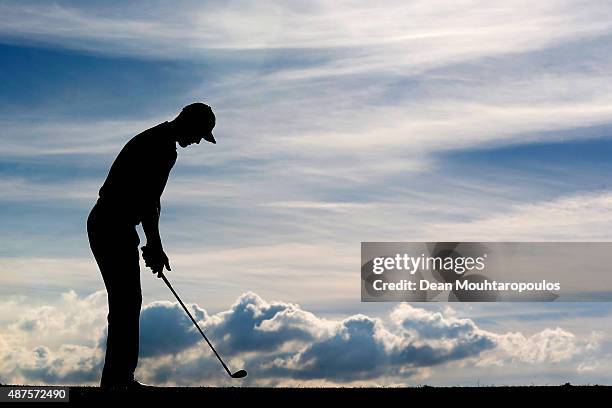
[179,102,216,144]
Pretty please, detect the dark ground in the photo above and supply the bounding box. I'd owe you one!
[2,384,612,404]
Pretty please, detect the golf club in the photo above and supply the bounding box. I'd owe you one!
[159,272,247,379]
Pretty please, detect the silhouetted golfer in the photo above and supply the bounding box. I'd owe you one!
[87,103,216,389]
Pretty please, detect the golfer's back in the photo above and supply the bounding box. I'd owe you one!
[98,122,177,225]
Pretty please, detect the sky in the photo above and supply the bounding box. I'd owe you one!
[1,0,612,386]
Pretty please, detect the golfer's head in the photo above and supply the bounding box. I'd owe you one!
[174,103,216,147]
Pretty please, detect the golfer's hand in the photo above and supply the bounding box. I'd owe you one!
[141,244,171,278]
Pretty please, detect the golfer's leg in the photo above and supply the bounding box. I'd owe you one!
[103,231,141,385]
[88,212,141,386]
[95,249,129,385]
[125,248,142,380]
[87,208,119,386]
[102,288,123,386]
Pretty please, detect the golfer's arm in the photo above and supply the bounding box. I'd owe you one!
[141,201,162,248]
[141,153,176,248]
[141,156,173,248]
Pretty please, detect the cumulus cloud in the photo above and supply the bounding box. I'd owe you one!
[0,291,106,385]
[0,291,602,386]
[490,327,600,366]
[139,301,208,357]
[206,292,331,354]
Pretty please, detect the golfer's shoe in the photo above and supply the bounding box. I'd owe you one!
[101,379,154,391]
[127,379,154,390]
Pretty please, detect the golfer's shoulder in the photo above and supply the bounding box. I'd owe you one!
[131,122,168,144]
[130,122,175,159]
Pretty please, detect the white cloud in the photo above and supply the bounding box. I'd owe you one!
[493,327,594,364]
[4,190,612,313]
[3,1,612,164]
[0,118,153,157]
[0,177,97,202]
[0,290,604,386]
[1,1,611,63]
[433,191,612,240]
[0,291,106,385]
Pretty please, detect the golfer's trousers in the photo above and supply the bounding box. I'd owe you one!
[87,202,141,386]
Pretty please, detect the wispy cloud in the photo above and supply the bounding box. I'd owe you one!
[1,1,611,60]
[4,184,612,311]
[434,190,612,240]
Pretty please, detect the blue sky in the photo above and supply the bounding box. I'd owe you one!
[1,0,612,386]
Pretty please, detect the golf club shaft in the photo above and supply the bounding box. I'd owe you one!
[159,272,233,378]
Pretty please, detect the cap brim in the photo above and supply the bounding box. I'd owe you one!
[204,133,216,144]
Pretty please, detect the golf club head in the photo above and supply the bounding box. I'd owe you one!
[231,370,248,379]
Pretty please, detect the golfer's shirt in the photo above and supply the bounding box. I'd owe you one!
[98,121,177,225]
